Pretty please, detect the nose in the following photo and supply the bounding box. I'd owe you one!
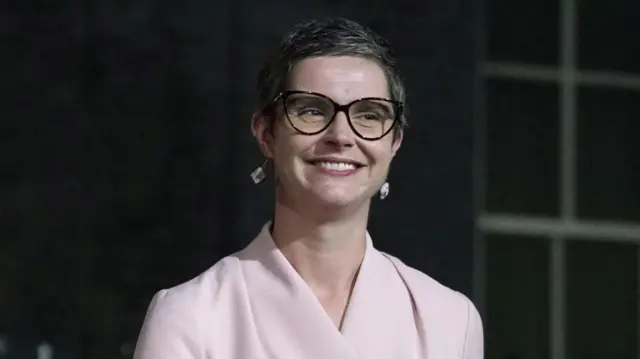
[322,111,355,148]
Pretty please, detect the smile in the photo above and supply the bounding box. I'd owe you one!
[318,162,357,171]
[307,159,364,176]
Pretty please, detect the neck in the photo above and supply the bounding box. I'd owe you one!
[271,196,370,294]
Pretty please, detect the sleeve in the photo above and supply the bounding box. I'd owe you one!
[133,289,203,359]
[462,298,484,359]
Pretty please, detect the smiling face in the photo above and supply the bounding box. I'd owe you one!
[252,56,403,213]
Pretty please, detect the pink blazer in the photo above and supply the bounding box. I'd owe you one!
[134,223,484,359]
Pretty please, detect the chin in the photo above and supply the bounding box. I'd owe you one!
[310,188,364,209]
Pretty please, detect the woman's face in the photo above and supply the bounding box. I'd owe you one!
[253,56,402,210]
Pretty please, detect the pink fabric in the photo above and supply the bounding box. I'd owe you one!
[134,223,484,359]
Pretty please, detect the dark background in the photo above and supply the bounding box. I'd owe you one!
[2,0,475,358]
[3,0,640,358]
[483,0,640,358]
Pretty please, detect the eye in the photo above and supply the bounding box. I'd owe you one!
[362,113,383,121]
[298,108,325,116]
[351,100,394,121]
[352,111,384,121]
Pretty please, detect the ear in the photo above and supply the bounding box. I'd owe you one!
[391,129,403,158]
[251,112,275,159]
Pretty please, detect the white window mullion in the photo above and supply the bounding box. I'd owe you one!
[554,0,577,355]
[477,214,640,243]
[578,71,640,90]
[550,237,566,359]
[559,10,577,222]
[478,62,640,90]
[637,248,640,359]
[638,248,640,359]
[479,62,559,82]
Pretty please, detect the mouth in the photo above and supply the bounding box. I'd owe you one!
[306,158,365,175]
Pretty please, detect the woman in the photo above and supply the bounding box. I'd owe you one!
[134,17,483,359]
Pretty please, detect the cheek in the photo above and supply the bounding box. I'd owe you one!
[270,123,295,159]
[363,142,394,167]
[374,155,393,177]
[271,133,314,173]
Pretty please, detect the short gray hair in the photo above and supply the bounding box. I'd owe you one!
[256,18,407,129]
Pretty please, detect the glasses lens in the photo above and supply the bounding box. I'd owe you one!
[349,99,397,139]
[284,93,334,134]
[284,93,398,139]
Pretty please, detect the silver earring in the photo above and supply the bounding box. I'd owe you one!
[379,182,390,200]
[250,160,269,184]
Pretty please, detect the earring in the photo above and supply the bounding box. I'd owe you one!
[379,182,390,200]
[250,160,269,184]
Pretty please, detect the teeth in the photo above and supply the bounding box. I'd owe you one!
[318,162,356,171]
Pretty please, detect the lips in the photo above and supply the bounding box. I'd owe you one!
[307,157,365,167]
[306,157,365,174]
[316,161,357,171]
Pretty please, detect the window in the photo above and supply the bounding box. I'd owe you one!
[486,0,558,65]
[477,0,640,358]
[565,240,638,359]
[485,79,559,216]
[578,0,640,73]
[485,235,550,359]
[577,87,640,222]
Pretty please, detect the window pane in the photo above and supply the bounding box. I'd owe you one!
[566,240,638,359]
[577,87,640,221]
[578,0,640,73]
[486,235,549,359]
[485,79,559,215]
[486,0,558,65]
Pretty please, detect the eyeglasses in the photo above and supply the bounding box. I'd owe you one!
[272,90,403,141]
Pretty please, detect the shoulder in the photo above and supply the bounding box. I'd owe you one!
[143,254,244,325]
[382,252,471,308]
[157,255,241,305]
[381,252,484,358]
[133,256,241,359]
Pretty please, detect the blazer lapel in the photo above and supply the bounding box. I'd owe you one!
[340,234,421,359]
[238,224,358,359]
